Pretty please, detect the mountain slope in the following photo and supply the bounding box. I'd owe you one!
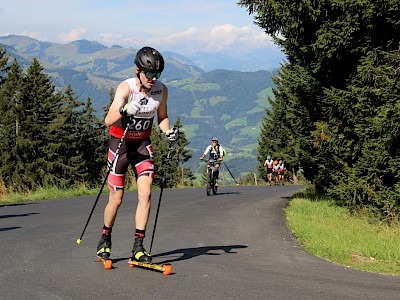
[0,35,276,177]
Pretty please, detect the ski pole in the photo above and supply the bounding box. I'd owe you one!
[223,161,239,186]
[76,122,130,245]
[149,141,173,253]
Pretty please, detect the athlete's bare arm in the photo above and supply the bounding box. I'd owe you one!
[105,81,130,127]
[157,84,170,133]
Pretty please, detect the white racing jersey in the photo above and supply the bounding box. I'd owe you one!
[109,78,163,141]
[265,159,274,168]
[203,144,223,160]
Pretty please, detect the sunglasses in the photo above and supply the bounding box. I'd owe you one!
[212,141,218,143]
[141,70,161,79]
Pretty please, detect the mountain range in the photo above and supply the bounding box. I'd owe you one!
[0,34,279,178]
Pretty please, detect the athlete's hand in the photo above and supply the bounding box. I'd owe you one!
[122,93,142,116]
[166,128,179,142]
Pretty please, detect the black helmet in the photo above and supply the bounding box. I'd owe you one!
[134,46,164,73]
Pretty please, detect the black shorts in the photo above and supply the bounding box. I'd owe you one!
[108,136,153,175]
[107,136,154,190]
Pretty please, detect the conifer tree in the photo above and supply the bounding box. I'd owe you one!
[0,47,10,85]
[102,87,114,120]
[56,85,87,185]
[80,96,108,185]
[15,58,59,190]
[326,49,400,215]
[257,63,321,182]
[171,118,194,186]
[151,117,193,188]
[239,0,400,219]
[0,59,23,190]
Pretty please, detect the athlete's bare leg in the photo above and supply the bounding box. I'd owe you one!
[104,190,124,227]
[135,175,153,230]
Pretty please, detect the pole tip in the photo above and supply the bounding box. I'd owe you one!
[76,239,82,245]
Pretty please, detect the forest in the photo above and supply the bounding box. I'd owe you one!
[238,0,400,222]
[0,54,193,194]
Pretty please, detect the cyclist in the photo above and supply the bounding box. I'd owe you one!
[199,137,224,186]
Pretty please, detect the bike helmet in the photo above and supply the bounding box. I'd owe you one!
[212,137,218,142]
[134,46,165,73]
[267,155,271,160]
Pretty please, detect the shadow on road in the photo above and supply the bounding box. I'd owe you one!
[0,203,37,208]
[112,244,247,265]
[213,191,241,196]
[153,244,248,264]
[0,226,21,232]
[0,212,39,219]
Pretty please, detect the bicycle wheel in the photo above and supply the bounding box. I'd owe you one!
[213,183,218,195]
[206,172,212,196]
[213,170,218,195]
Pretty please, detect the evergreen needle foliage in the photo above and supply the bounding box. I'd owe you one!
[0,56,108,193]
[0,50,194,196]
[239,0,400,222]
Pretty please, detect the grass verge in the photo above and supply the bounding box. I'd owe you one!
[285,189,400,276]
[1,185,105,203]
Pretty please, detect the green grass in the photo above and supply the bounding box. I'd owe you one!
[239,143,258,153]
[167,77,220,91]
[220,114,231,121]
[285,191,400,276]
[180,83,220,91]
[239,126,260,139]
[191,106,203,118]
[256,87,274,107]
[224,117,247,130]
[246,107,265,114]
[209,96,227,106]
[1,185,104,203]
[181,124,199,139]
[0,185,136,203]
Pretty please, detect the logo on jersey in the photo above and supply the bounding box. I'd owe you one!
[140,97,148,105]
[150,90,162,95]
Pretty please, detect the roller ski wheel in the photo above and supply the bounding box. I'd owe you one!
[128,257,172,275]
[98,257,113,270]
[96,233,112,269]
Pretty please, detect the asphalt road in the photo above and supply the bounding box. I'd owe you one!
[1,185,400,300]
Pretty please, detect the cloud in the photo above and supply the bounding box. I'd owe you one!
[58,28,87,43]
[93,24,277,56]
[141,24,277,56]
[16,31,41,39]
[0,1,279,57]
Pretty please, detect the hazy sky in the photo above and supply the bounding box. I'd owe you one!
[0,0,280,56]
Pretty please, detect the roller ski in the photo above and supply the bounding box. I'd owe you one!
[96,233,113,270]
[128,258,172,275]
[128,238,172,275]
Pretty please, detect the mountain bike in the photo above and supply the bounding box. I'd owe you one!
[205,159,220,196]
